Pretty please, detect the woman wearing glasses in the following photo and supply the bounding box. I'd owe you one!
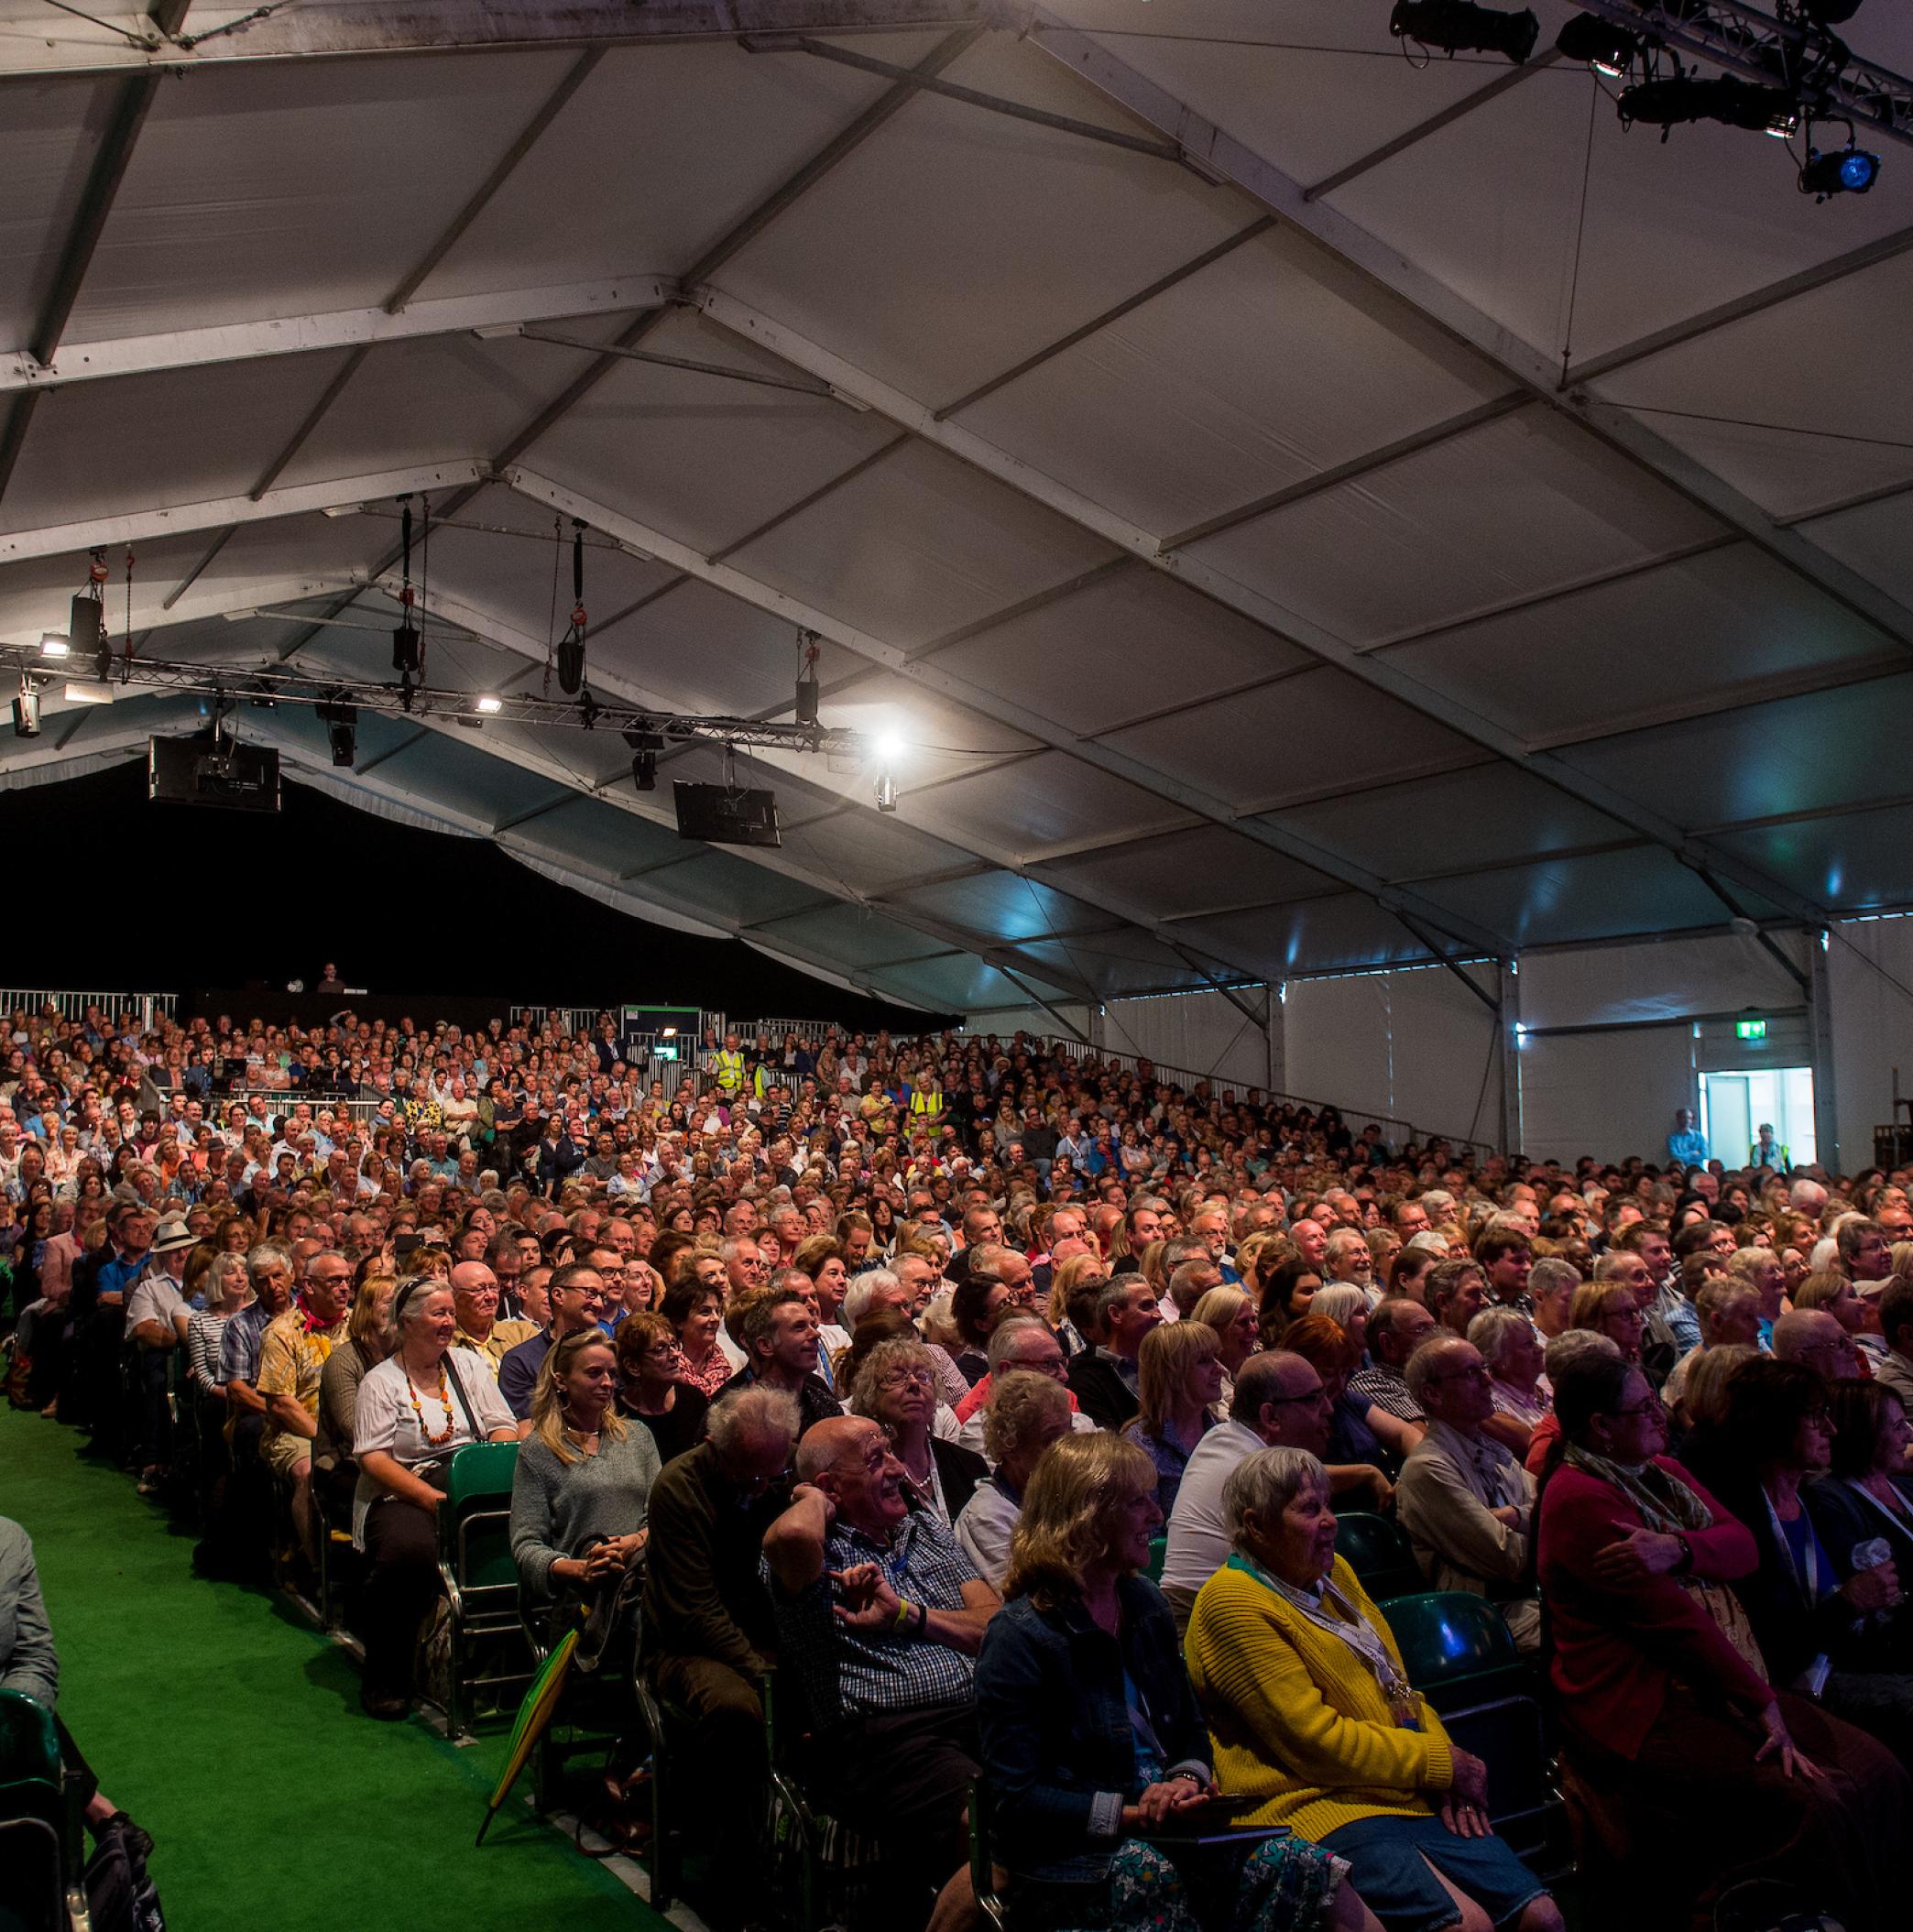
[613,1310,709,1464]
[1536,1348,1907,1927]
[847,1337,986,1527]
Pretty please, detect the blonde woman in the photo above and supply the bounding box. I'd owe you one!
[976,1434,1365,1932]
[1120,1322,1223,1515]
[1191,1283,1262,1416]
[509,1328,658,1605]
[1048,1249,1109,1358]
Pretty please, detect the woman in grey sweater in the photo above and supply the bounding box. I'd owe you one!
[510,1329,660,1603]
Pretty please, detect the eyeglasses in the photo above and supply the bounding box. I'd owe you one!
[877,1367,935,1391]
[1427,1363,1492,1386]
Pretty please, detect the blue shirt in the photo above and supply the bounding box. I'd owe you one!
[1667,1129,1709,1165]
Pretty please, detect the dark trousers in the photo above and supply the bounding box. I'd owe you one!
[133,1347,170,1468]
[359,1497,442,1698]
[1567,1683,1911,1932]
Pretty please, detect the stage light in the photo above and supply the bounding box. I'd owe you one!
[873,730,907,765]
[1800,145,1881,197]
[38,633,70,659]
[392,620,421,676]
[317,693,357,768]
[475,694,502,715]
[623,726,663,794]
[874,770,898,813]
[794,671,820,728]
[1800,0,1864,22]
[1390,0,1538,64]
[1617,74,1800,136]
[63,681,115,704]
[1556,12,1636,77]
[12,681,40,738]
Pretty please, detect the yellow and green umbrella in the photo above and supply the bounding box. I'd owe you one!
[476,1627,578,1847]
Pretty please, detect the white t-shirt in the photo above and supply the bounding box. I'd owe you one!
[351,1348,516,1545]
[1160,1418,1264,1598]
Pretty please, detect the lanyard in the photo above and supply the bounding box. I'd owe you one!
[1763,1490,1825,1604]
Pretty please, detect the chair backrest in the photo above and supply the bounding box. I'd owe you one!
[1332,1512,1421,1599]
[0,1692,58,1787]
[444,1439,519,1513]
[443,1440,519,1592]
[1380,1591,1518,1686]
[1144,1535,1167,1585]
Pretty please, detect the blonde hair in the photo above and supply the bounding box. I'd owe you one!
[1570,1281,1635,1329]
[1134,1321,1217,1436]
[1046,1249,1108,1329]
[348,1274,397,1354]
[982,1370,1072,1469]
[1190,1283,1253,1344]
[1003,1432,1157,1609]
[1681,1342,1758,1426]
[1792,1271,1853,1315]
[529,1329,629,1467]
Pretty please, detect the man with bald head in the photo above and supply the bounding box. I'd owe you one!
[1772,1308,1862,1386]
[763,1414,1000,1932]
[450,1261,536,1379]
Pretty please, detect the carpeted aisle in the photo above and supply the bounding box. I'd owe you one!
[0,1404,664,1932]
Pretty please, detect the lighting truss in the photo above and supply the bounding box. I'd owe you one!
[0,648,874,759]
[1575,0,1913,147]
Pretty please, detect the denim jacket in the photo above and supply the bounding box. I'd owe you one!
[975,1577,1212,1883]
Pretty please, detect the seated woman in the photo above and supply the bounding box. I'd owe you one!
[846,1335,987,1527]
[1536,1348,1908,1930]
[1189,1284,1261,1418]
[956,1370,1075,1588]
[1279,1315,1397,1507]
[1187,1446,1560,1932]
[1807,1375,1913,1585]
[1258,1259,1322,1348]
[351,1277,518,1719]
[976,1435,1372,1932]
[1467,1307,1549,1461]
[613,1310,709,1464]
[1121,1322,1223,1516]
[315,1272,395,1526]
[1698,1361,1913,1768]
[511,1328,658,1610]
[659,1261,736,1399]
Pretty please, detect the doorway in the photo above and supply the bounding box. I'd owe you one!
[1700,1067,1816,1169]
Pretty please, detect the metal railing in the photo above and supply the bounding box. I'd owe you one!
[0,988,178,1029]
[1022,1035,1499,1159]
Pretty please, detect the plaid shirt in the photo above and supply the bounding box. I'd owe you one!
[1350,1361,1424,1424]
[220,1299,276,1387]
[764,1509,979,1730]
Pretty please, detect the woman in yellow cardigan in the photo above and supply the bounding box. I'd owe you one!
[1186,1447,1561,1932]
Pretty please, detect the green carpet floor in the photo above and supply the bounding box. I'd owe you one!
[0,1405,667,1932]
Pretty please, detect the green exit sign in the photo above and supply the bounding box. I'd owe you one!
[1736,1018,1767,1042]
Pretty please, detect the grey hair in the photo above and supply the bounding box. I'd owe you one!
[205,1250,252,1304]
[1465,1305,1536,1372]
[1404,1230,1449,1256]
[986,1313,1053,1374]
[1528,1256,1581,1301]
[387,1273,452,1345]
[1222,1446,1328,1555]
[245,1240,292,1276]
[847,1337,935,1419]
[1405,1331,1473,1403]
[841,1267,902,1329]
[1543,1327,1620,1381]
[705,1383,801,1459]
[1308,1283,1369,1336]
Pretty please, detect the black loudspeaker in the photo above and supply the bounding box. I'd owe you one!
[148,736,281,813]
[672,780,780,848]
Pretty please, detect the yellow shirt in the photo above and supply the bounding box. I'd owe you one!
[454,1320,539,1376]
[257,1310,344,1444]
[1184,1555,1454,1845]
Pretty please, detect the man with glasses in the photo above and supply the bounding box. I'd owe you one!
[1772,1308,1862,1386]
[498,1263,607,1422]
[257,1249,352,1568]
[763,1414,1000,1932]
[1159,1349,1335,1632]
[1397,1337,1542,1653]
[448,1261,536,1377]
[952,1315,1098,1456]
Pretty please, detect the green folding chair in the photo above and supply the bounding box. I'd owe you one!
[1332,1511,1422,1603]
[1144,1535,1168,1586]
[435,1440,528,1737]
[0,1689,83,1932]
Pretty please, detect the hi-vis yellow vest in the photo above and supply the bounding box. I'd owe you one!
[910,1086,945,1124]
[712,1048,745,1095]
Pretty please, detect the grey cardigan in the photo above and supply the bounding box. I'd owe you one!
[0,1517,59,1710]
[509,1424,661,1599]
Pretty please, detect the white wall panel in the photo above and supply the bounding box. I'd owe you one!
[1099,989,1273,1092]
[1518,933,1809,1031]
[1517,1024,1695,1171]
[1829,915,1913,1173]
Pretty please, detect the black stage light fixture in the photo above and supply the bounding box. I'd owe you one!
[1390,0,1539,64]
[624,727,663,793]
[392,617,421,676]
[1800,0,1864,23]
[1799,144,1881,197]
[317,695,358,768]
[1556,11,1638,76]
[1617,74,1799,137]
[12,681,40,739]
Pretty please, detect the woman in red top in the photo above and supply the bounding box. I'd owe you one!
[1536,1349,1908,1931]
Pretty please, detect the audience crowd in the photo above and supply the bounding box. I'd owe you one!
[5,996,1913,1932]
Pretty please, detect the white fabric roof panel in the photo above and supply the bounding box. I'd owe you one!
[4,2,1912,1010]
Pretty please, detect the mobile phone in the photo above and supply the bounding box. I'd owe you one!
[394,1232,421,1264]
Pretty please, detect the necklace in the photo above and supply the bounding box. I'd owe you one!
[406,1358,455,1446]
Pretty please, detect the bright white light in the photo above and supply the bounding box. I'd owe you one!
[661,1026,678,1039]
[38,634,70,659]
[63,681,115,704]
[873,730,907,764]
[475,694,503,715]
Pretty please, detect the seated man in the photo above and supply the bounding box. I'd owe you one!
[497,1261,607,1421]
[1394,1336,1540,1653]
[762,1414,1000,1932]
[257,1250,352,1569]
[1064,1274,1163,1431]
[639,1384,799,1920]
[716,1283,843,1434]
[448,1260,536,1379]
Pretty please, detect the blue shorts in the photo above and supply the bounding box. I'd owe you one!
[1321,1813,1547,1932]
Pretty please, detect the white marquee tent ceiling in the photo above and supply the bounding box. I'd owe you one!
[3,0,1911,1016]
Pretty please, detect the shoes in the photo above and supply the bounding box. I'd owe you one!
[359,1686,410,1722]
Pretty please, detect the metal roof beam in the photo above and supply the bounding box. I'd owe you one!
[0,461,487,565]
[0,277,666,397]
[503,464,1514,959]
[688,287,1826,930]
[0,1,1002,80]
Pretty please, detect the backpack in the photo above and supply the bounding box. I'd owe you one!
[83,1814,165,1932]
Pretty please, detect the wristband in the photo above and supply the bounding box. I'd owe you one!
[913,1599,929,1636]
[893,1596,913,1634]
